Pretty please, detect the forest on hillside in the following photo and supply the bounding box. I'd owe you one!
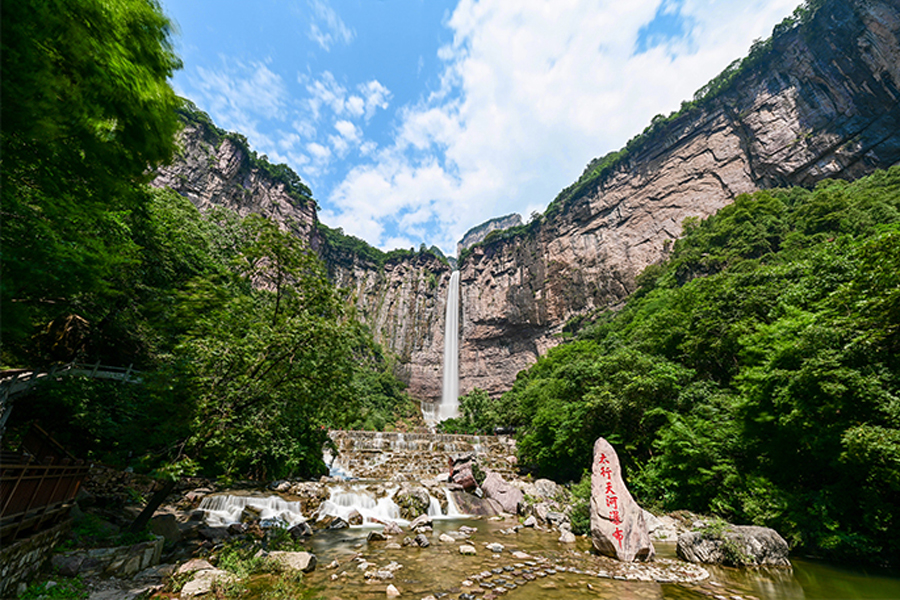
[3,0,899,570]
[0,0,418,483]
[445,167,900,564]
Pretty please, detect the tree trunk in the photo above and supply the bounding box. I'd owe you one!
[129,478,177,534]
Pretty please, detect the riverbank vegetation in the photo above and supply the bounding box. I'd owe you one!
[459,167,900,564]
[1,0,418,483]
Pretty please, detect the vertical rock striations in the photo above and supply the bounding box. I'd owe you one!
[317,237,453,403]
[152,108,318,243]
[457,0,900,397]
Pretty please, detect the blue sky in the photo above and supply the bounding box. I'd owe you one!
[162,0,802,256]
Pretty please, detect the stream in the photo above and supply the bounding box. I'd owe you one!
[197,490,900,599]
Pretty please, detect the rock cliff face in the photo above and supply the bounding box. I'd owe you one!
[457,214,524,255]
[152,119,318,243]
[457,0,900,397]
[318,242,452,403]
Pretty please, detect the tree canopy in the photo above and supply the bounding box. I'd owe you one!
[474,167,900,564]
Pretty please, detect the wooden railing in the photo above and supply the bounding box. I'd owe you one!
[0,362,142,433]
[0,453,90,541]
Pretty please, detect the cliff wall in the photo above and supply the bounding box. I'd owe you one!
[151,118,318,243]
[318,241,453,402]
[457,0,900,397]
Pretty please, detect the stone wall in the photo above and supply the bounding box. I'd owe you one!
[328,430,517,481]
[0,520,72,598]
[50,536,164,580]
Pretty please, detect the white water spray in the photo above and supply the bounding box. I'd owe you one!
[440,270,460,421]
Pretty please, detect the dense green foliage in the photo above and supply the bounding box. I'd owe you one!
[480,167,900,563]
[318,222,450,268]
[1,0,418,482]
[1,0,182,349]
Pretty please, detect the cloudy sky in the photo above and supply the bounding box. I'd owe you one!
[162,0,802,256]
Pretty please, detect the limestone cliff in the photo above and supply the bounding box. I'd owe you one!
[151,106,318,243]
[457,214,524,256]
[457,0,900,397]
[317,230,453,403]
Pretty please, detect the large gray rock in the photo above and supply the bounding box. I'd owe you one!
[677,525,791,567]
[149,513,181,545]
[267,551,317,573]
[449,491,504,517]
[481,472,524,514]
[590,437,654,562]
[392,485,432,520]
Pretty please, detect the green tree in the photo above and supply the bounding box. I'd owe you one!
[1,0,181,359]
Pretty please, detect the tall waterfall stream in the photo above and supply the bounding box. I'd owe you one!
[440,270,460,421]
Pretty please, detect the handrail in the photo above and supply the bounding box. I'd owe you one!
[0,362,143,435]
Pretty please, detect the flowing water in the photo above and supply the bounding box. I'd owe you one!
[440,270,460,421]
[199,490,900,599]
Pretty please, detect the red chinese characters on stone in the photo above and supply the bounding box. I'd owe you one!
[598,466,612,479]
[612,527,624,548]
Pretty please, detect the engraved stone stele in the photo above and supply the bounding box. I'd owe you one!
[590,437,654,562]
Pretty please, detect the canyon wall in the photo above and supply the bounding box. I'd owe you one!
[456,0,900,397]
[153,0,900,405]
[317,242,453,403]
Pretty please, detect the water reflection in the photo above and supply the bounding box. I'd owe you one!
[291,519,900,600]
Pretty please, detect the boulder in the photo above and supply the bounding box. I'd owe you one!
[268,551,317,573]
[175,559,215,575]
[481,472,524,515]
[383,521,404,536]
[414,533,430,548]
[367,530,388,542]
[590,437,654,562]
[523,515,538,528]
[180,568,235,597]
[288,521,313,539]
[348,510,364,526]
[449,491,504,517]
[408,514,433,530]
[459,544,477,555]
[677,525,791,567]
[392,485,432,520]
[149,513,181,544]
[449,453,479,492]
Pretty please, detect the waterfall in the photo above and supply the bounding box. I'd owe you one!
[440,270,460,421]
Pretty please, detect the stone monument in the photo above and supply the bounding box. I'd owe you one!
[590,437,654,562]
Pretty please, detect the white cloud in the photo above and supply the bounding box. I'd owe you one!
[307,0,354,51]
[324,0,802,254]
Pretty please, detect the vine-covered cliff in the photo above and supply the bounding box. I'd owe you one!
[456,0,900,397]
[153,0,900,404]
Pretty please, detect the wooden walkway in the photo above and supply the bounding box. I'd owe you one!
[0,362,142,434]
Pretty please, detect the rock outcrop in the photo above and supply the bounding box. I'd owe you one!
[456,0,900,397]
[152,114,317,243]
[590,438,654,562]
[457,214,524,255]
[677,525,791,567]
[318,244,452,403]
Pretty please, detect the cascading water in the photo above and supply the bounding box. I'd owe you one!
[439,270,460,421]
